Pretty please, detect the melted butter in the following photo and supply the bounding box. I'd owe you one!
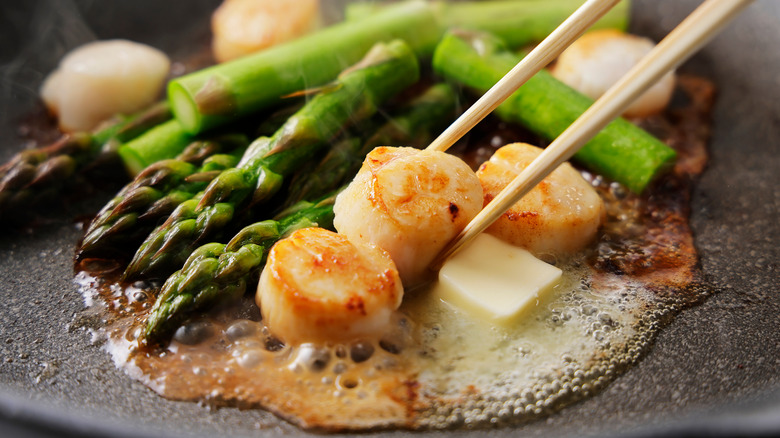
[403,253,641,406]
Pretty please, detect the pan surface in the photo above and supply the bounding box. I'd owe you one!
[0,0,778,437]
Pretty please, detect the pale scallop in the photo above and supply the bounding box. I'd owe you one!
[256,227,403,345]
[477,143,605,259]
[211,0,321,63]
[40,40,170,132]
[333,146,483,287]
[551,29,675,118]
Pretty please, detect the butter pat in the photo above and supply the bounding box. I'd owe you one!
[435,233,562,326]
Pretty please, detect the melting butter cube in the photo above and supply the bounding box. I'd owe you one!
[436,233,562,325]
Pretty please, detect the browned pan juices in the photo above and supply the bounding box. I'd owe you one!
[75,74,715,431]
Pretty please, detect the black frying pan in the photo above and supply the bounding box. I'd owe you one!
[1,1,778,437]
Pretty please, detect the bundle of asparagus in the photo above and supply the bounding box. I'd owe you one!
[77,135,248,260]
[122,39,421,281]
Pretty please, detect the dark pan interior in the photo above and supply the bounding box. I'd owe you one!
[1,1,778,437]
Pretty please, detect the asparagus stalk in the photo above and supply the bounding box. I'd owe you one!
[77,135,248,260]
[432,30,677,193]
[142,193,337,344]
[117,119,195,176]
[284,82,459,205]
[168,0,629,135]
[0,102,172,222]
[346,0,630,49]
[117,99,308,177]
[436,0,629,49]
[123,40,420,281]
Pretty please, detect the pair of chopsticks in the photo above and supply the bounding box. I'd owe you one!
[428,0,753,269]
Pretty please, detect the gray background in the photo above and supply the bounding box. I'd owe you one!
[0,1,778,437]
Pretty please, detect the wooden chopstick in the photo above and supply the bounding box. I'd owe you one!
[425,0,621,153]
[430,0,753,269]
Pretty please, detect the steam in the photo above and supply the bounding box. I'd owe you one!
[0,0,95,147]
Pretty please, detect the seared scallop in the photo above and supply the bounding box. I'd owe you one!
[256,227,403,345]
[212,0,321,63]
[551,29,675,118]
[333,147,483,287]
[477,143,605,259]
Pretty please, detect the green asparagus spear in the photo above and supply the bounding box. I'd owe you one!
[432,30,677,193]
[168,0,629,135]
[117,120,195,176]
[123,40,420,281]
[142,193,337,344]
[284,82,459,206]
[0,102,172,222]
[346,0,630,48]
[436,0,629,49]
[77,135,248,260]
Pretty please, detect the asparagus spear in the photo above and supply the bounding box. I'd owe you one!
[0,102,172,222]
[284,82,459,206]
[432,30,677,193]
[123,40,420,281]
[436,0,629,49]
[117,119,195,176]
[142,193,337,344]
[77,135,248,260]
[168,0,629,135]
[117,98,307,177]
[346,0,630,49]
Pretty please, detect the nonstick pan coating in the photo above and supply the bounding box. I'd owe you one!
[0,1,778,437]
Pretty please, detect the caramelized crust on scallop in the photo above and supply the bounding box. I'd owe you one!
[257,227,403,345]
[334,147,483,286]
[477,143,606,258]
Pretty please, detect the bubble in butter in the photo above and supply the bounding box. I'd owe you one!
[434,233,562,325]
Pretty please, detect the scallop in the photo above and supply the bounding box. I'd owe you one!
[256,227,403,345]
[551,29,676,118]
[40,40,170,132]
[211,0,321,63]
[476,143,605,258]
[333,147,483,287]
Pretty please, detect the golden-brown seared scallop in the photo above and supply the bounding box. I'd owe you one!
[333,147,483,287]
[477,143,605,259]
[212,0,321,63]
[256,227,403,345]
